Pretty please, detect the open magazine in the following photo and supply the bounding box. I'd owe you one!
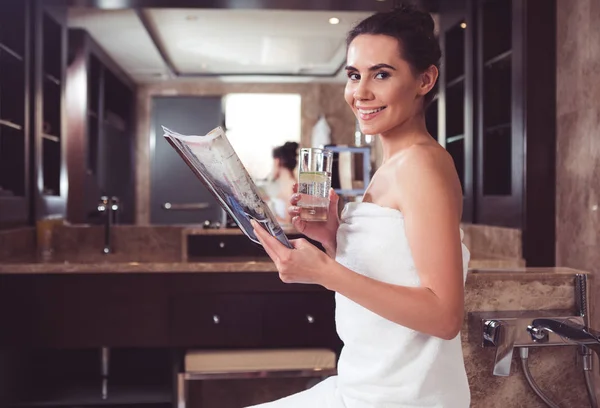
[162,126,293,249]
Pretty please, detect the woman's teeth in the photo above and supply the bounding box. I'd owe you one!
[358,107,386,114]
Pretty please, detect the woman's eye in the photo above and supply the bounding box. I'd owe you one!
[375,71,390,79]
[348,72,360,81]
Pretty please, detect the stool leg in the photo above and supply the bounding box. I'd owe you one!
[177,373,187,408]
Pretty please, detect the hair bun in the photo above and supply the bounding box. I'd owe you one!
[392,4,435,35]
[283,141,299,152]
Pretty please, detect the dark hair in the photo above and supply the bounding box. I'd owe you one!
[346,4,441,107]
[272,142,299,171]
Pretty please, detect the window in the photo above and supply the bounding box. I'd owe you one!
[224,93,301,180]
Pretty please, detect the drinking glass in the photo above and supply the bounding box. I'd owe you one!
[297,148,333,222]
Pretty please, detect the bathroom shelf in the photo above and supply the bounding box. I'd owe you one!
[0,119,23,131]
[326,146,371,197]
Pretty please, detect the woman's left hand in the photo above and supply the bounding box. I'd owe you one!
[251,219,334,286]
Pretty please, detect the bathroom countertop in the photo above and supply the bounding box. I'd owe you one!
[0,258,589,277]
[0,260,279,274]
[183,226,298,235]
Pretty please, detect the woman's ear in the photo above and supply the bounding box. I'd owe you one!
[418,65,439,96]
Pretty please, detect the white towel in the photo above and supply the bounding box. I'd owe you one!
[248,202,471,408]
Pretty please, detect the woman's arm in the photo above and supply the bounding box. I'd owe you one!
[252,146,465,339]
[322,145,466,340]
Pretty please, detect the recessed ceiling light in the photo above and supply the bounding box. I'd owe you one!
[460,22,467,29]
[329,17,340,25]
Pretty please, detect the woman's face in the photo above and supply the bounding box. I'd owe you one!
[272,158,282,179]
[344,34,430,136]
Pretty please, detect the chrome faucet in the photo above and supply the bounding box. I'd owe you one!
[97,196,119,254]
[471,275,600,376]
[527,318,600,369]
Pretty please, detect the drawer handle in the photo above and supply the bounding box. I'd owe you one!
[219,242,225,248]
[162,202,210,211]
[306,314,315,324]
[213,315,220,324]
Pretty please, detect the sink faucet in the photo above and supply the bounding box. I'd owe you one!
[97,196,119,254]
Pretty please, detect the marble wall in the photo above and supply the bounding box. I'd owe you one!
[50,225,185,263]
[461,223,523,262]
[555,0,600,395]
[134,81,356,225]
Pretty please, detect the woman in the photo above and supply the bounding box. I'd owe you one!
[249,4,470,407]
[265,141,299,224]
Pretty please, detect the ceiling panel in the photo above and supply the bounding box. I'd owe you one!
[66,6,438,83]
[143,9,372,76]
[68,8,171,81]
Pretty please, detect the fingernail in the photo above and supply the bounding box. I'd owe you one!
[250,219,256,227]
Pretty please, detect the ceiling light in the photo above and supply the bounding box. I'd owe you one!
[460,22,467,29]
[329,17,340,25]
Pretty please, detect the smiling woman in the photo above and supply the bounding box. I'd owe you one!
[247,4,471,408]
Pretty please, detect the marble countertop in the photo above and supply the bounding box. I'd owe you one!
[0,257,588,277]
[0,260,279,274]
[183,226,298,235]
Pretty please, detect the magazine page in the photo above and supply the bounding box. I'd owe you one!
[162,126,293,249]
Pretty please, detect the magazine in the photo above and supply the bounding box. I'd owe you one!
[162,126,293,249]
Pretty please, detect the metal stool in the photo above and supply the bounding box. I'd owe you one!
[177,348,337,408]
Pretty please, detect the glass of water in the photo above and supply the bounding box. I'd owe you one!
[298,148,333,222]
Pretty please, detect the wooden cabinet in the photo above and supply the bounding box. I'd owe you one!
[171,293,265,347]
[438,1,474,223]
[0,0,68,227]
[187,234,269,260]
[66,29,136,224]
[0,1,30,227]
[186,232,324,261]
[0,272,341,349]
[0,271,341,407]
[263,293,337,348]
[438,0,556,265]
[33,2,68,219]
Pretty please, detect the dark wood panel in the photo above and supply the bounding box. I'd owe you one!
[187,235,269,259]
[0,274,169,347]
[0,273,338,349]
[170,293,264,347]
[263,293,339,348]
[0,0,31,227]
[66,29,136,224]
[521,0,556,266]
[32,0,68,220]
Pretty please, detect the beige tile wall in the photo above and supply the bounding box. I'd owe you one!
[555,0,600,395]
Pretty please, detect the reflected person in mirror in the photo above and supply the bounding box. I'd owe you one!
[264,141,300,225]
[249,4,470,407]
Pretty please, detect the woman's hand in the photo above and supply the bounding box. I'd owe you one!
[251,219,335,286]
[288,185,340,257]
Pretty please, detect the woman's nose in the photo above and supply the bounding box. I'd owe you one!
[353,80,373,101]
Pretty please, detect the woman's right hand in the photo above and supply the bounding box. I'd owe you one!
[289,185,340,257]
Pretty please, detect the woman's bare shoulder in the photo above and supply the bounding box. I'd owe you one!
[390,140,454,177]
[393,141,463,215]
